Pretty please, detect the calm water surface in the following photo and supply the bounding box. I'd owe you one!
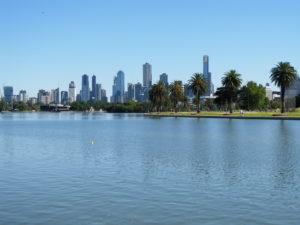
[0,113,300,225]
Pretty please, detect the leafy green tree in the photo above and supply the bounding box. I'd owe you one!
[295,94,300,108]
[0,100,7,112]
[149,81,169,112]
[239,81,266,110]
[221,70,242,113]
[270,62,297,113]
[188,73,207,113]
[169,80,184,113]
[214,87,231,111]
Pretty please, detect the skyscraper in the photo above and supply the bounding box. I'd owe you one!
[18,90,28,103]
[3,86,13,102]
[92,75,96,100]
[143,63,152,87]
[127,83,135,101]
[159,73,169,87]
[51,88,60,104]
[61,91,68,104]
[203,55,213,96]
[68,81,76,103]
[112,71,125,103]
[95,84,102,101]
[134,82,143,102]
[81,74,90,102]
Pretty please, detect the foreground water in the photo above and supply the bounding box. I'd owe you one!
[0,113,300,225]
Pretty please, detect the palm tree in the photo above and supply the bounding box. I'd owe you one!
[169,81,184,113]
[188,73,207,113]
[270,62,297,113]
[221,70,242,113]
[149,81,169,112]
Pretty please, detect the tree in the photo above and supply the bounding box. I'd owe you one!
[0,100,7,112]
[149,81,169,112]
[214,87,231,111]
[169,80,184,112]
[270,62,297,113]
[188,73,207,113]
[238,81,266,110]
[221,70,242,113]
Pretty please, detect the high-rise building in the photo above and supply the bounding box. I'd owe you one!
[81,74,90,102]
[159,73,168,87]
[127,83,135,101]
[91,75,96,100]
[69,81,76,103]
[101,89,107,102]
[203,55,213,96]
[265,83,273,100]
[134,82,143,102]
[143,63,152,87]
[112,71,125,103]
[184,83,194,99]
[286,76,300,99]
[95,84,102,101]
[3,86,13,102]
[18,90,28,103]
[61,91,68,104]
[37,90,51,104]
[51,88,60,104]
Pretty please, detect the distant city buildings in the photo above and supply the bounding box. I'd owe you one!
[285,76,300,99]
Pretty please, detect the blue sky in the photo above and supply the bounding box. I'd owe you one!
[0,0,299,97]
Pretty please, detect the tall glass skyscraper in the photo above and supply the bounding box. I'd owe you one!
[203,55,213,96]
[3,86,13,102]
[81,74,90,102]
[112,71,125,103]
[91,75,96,100]
[143,63,152,87]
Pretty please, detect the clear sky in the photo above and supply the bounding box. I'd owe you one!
[0,0,299,97]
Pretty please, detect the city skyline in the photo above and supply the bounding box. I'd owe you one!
[1,1,300,97]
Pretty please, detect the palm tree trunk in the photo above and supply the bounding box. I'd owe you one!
[281,87,285,113]
[229,98,233,114]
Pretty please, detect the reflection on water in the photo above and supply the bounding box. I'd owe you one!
[0,113,300,225]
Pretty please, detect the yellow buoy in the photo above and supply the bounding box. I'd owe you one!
[90,141,94,145]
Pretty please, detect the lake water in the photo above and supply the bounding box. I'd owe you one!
[0,113,300,225]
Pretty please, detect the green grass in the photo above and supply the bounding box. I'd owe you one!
[147,111,300,117]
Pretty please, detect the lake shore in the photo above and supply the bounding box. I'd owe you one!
[145,112,300,120]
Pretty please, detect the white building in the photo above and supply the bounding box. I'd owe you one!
[265,83,273,100]
[69,81,76,102]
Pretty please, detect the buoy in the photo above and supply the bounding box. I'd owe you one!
[90,141,94,145]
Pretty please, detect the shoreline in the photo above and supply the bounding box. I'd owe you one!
[144,113,300,120]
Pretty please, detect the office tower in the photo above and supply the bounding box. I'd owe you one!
[37,90,51,104]
[203,55,213,96]
[61,91,68,104]
[285,76,300,99]
[112,71,125,103]
[29,97,37,104]
[184,83,194,99]
[18,90,28,103]
[127,83,135,101]
[92,75,96,100]
[51,88,60,104]
[3,86,13,102]
[134,82,143,102]
[81,74,90,102]
[95,84,102,101]
[69,81,76,103]
[265,83,273,100]
[159,73,169,87]
[101,89,107,102]
[143,63,152,87]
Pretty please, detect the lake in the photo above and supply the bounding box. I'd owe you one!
[0,113,300,224]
